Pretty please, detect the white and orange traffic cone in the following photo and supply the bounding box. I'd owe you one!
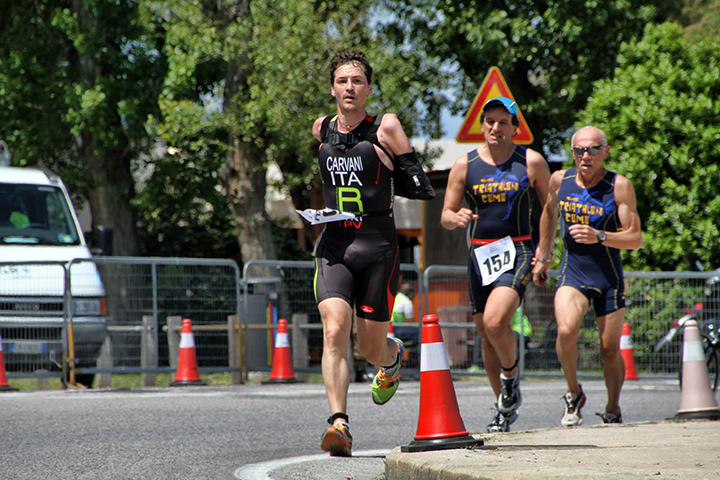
[170,318,206,387]
[263,319,299,384]
[401,314,483,452]
[620,322,639,380]
[0,333,17,392]
[676,319,720,420]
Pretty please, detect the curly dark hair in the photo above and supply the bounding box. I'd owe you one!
[329,50,373,85]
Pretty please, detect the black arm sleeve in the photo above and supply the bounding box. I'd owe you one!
[394,149,436,200]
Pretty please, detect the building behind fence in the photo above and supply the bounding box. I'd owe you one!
[2,258,718,384]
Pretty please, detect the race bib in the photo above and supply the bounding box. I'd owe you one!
[473,236,516,286]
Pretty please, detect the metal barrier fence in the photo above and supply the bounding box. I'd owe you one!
[3,256,717,385]
[74,257,241,385]
[0,261,70,378]
[423,266,720,378]
[241,261,423,377]
[243,262,720,380]
[1,257,242,386]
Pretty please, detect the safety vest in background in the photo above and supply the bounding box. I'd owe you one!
[391,292,413,323]
[511,308,532,338]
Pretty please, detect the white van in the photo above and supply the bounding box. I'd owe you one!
[0,164,107,385]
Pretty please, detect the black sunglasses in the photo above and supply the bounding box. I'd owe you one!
[572,145,604,155]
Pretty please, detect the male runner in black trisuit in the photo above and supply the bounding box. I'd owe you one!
[312,50,423,456]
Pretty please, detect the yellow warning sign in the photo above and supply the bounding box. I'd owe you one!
[456,67,533,145]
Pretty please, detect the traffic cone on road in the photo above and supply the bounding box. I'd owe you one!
[263,319,299,384]
[675,319,720,420]
[387,322,396,339]
[620,322,639,380]
[170,318,206,387]
[401,314,483,453]
[0,333,18,392]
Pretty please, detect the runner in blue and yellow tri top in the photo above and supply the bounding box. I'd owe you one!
[541,125,642,428]
[442,97,554,433]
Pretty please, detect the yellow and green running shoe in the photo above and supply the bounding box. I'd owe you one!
[371,337,405,405]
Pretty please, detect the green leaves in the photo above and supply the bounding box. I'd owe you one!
[385,0,683,151]
[579,22,720,271]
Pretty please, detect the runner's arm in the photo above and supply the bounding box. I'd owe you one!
[441,155,477,230]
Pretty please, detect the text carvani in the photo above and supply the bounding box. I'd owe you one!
[326,156,364,186]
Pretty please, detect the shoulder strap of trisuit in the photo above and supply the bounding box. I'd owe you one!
[320,115,337,145]
[466,148,480,163]
[364,114,393,159]
[321,114,387,153]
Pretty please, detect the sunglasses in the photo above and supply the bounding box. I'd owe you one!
[572,145,604,155]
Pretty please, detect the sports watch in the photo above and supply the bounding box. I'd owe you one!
[597,230,606,244]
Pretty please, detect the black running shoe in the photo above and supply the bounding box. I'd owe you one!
[498,374,522,415]
[487,403,519,433]
[596,409,623,424]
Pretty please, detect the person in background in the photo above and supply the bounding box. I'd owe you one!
[541,125,642,427]
[511,306,532,349]
[391,282,415,323]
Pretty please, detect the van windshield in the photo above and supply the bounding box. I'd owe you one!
[0,184,81,246]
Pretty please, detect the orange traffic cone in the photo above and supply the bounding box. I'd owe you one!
[387,322,396,339]
[401,314,483,453]
[170,318,206,387]
[620,322,639,380]
[263,319,299,384]
[0,333,18,392]
[675,319,720,420]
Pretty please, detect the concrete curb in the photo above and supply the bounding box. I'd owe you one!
[386,420,720,479]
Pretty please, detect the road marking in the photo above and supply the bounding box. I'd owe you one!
[233,449,389,480]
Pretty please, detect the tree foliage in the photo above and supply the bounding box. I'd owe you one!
[577,22,720,271]
[682,0,720,41]
[0,0,166,255]
[383,0,683,153]
[140,0,447,264]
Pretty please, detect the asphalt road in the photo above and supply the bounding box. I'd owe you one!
[0,377,686,479]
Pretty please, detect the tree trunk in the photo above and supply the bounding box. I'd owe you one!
[85,148,140,257]
[72,0,140,256]
[219,44,277,265]
[220,142,277,265]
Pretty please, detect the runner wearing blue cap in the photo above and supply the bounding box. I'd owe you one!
[441,96,554,432]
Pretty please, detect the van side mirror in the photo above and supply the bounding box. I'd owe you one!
[93,225,113,256]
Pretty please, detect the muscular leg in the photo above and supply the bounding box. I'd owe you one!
[356,318,397,367]
[474,312,500,396]
[319,298,353,415]
[555,286,589,395]
[475,287,520,396]
[597,309,626,415]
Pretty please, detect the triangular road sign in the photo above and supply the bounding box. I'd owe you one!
[456,67,533,145]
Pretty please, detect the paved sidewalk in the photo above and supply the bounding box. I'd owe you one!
[386,420,720,479]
